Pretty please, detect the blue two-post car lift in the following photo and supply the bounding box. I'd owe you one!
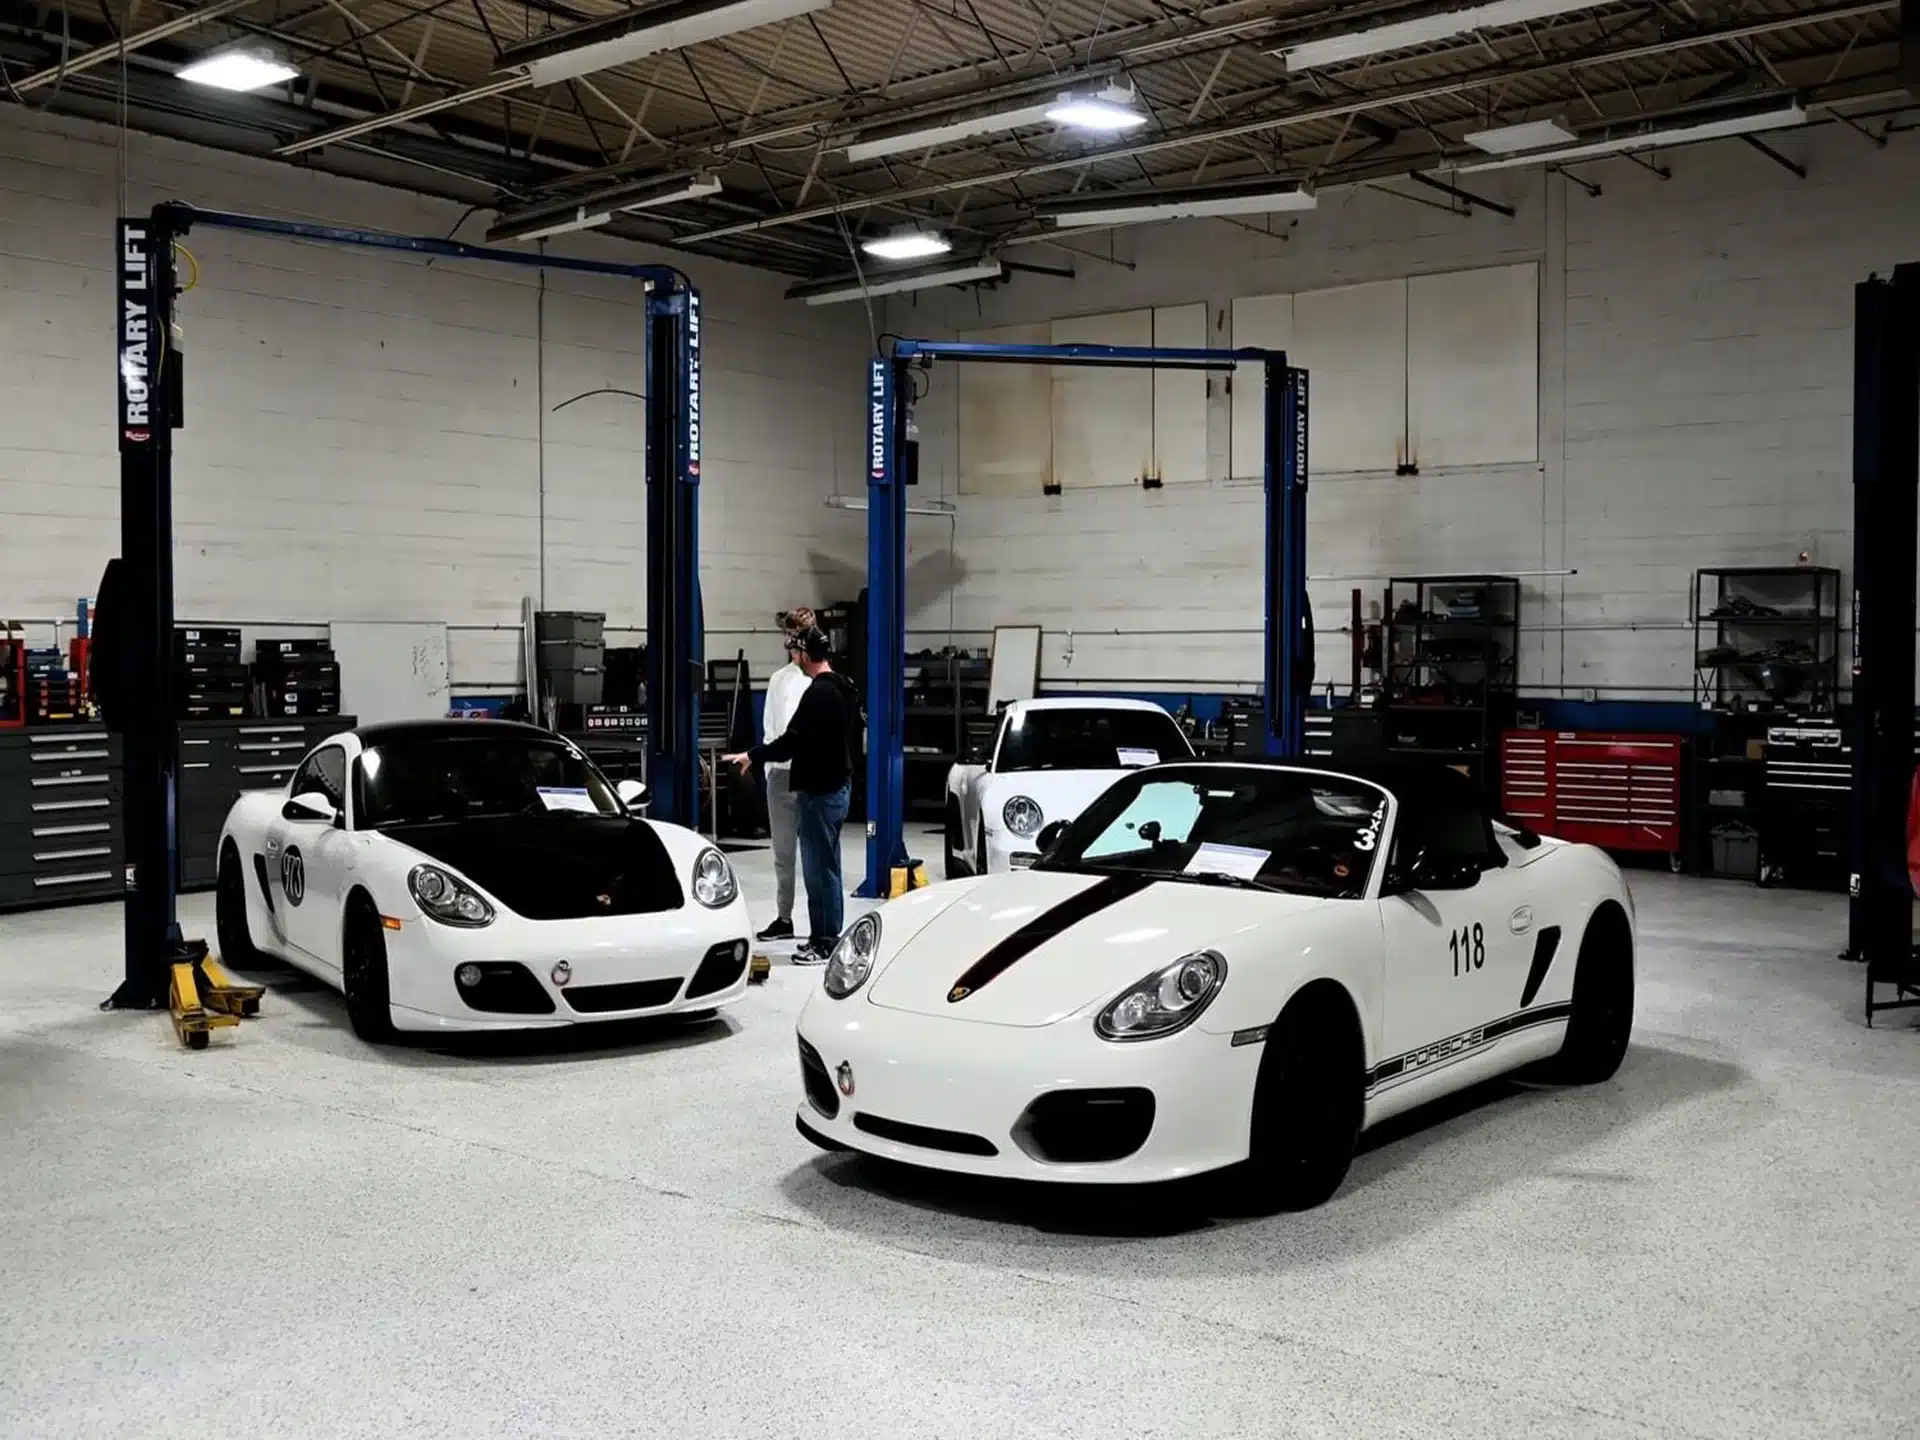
[106,202,705,1008]
[859,336,1310,899]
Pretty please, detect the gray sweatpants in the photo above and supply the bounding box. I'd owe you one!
[766,765,798,922]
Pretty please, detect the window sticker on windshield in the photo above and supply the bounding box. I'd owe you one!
[1115,747,1160,768]
[1183,842,1270,880]
[537,786,598,814]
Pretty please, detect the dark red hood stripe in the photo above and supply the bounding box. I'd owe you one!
[947,872,1155,1003]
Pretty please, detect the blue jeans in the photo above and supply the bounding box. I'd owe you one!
[793,784,850,947]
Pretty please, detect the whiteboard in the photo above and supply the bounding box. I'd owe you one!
[1406,262,1539,468]
[1052,308,1153,489]
[1229,292,1294,480]
[329,621,450,724]
[1293,279,1408,474]
[958,322,1053,496]
[988,625,1042,710]
[1152,303,1209,484]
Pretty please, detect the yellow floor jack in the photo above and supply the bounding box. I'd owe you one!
[168,939,264,1050]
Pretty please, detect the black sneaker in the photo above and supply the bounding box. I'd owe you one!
[790,943,831,966]
[755,917,795,942]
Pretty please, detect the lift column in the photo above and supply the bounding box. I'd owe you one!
[645,288,703,828]
[106,209,186,1008]
[1265,360,1311,756]
[1848,262,1920,1022]
[861,354,910,898]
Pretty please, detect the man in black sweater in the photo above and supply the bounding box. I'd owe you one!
[724,626,859,962]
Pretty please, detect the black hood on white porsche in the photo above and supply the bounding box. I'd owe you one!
[385,814,684,920]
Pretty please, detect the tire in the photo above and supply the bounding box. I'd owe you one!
[944,803,963,878]
[1536,903,1634,1085]
[215,844,267,970]
[341,895,396,1045]
[1241,984,1365,1211]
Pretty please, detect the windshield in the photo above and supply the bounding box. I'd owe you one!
[995,707,1190,773]
[355,736,621,828]
[1039,764,1388,898]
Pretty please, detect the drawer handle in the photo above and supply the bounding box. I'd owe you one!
[33,822,112,837]
[35,847,112,861]
[183,739,214,748]
[28,730,106,744]
[30,774,109,789]
[34,871,115,888]
[238,727,304,737]
[29,748,110,762]
[184,762,212,770]
[32,798,112,812]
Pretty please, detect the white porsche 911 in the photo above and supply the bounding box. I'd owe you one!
[944,698,1195,875]
[799,758,1635,1209]
[215,719,754,1041]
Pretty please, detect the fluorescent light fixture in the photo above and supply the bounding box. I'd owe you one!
[861,230,953,261]
[844,102,1055,163]
[1464,117,1576,154]
[1280,0,1601,72]
[791,260,1004,306]
[1452,99,1807,173]
[488,174,722,243]
[1046,81,1148,132]
[177,46,298,92]
[496,0,832,87]
[825,494,957,515]
[1044,181,1316,229]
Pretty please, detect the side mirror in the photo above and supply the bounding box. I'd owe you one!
[617,778,650,811]
[1035,819,1070,853]
[963,744,989,766]
[283,792,337,825]
[1389,849,1481,894]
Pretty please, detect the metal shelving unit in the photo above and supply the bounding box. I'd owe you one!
[1691,566,1841,714]
[902,652,989,814]
[1382,575,1520,790]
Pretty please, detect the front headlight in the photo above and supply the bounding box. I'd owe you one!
[824,912,882,999]
[1003,795,1044,838]
[691,847,738,908]
[1095,950,1227,1041]
[408,864,495,927]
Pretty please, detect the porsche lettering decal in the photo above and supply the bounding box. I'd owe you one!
[1364,1002,1572,1096]
[945,873,1154,1003]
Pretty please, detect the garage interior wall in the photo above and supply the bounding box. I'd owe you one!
[0,108,872,692]
[897,123,1919,706]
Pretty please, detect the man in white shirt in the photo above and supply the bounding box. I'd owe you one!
[756,607,814,942]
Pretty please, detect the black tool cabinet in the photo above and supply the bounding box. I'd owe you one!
[0,727,125,909]
[0,716,355,909]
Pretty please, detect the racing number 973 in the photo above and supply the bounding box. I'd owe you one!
[1449,923,1484,977]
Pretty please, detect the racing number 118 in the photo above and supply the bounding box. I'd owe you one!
[1450,923,1485,976]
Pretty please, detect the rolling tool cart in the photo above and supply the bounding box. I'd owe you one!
[1501,730,1684,867]
[1756,719,1852,889]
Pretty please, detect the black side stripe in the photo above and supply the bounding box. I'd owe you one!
[1364,1002,1573,1093]
[947,873,1154,1003]
[1519,925,1562,1009]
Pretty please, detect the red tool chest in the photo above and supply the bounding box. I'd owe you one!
[1501,730,1684,860]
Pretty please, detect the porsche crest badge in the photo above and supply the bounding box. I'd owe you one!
[948,984,970,1002]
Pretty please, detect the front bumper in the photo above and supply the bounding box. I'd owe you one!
[794,993,1261,1182]
[981,826,1040,874]
[384,897,753,1032]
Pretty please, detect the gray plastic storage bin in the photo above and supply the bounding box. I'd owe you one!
[1709,822,1760,880]
[538,639,604,671]
[535,611,606,645]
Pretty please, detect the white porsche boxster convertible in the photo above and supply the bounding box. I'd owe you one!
[215,719,754,1041]
[799,758,1635,1209]
[944,698,1195,875]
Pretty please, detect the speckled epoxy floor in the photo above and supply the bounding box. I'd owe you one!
[2,834,1918,1439]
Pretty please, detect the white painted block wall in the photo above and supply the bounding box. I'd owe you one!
[0,108,871,691]
[895,125,1920,702]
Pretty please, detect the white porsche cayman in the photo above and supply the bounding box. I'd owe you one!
[215,719,754,1041]
[799,758,1636,1209]
[944,698,1195,875]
